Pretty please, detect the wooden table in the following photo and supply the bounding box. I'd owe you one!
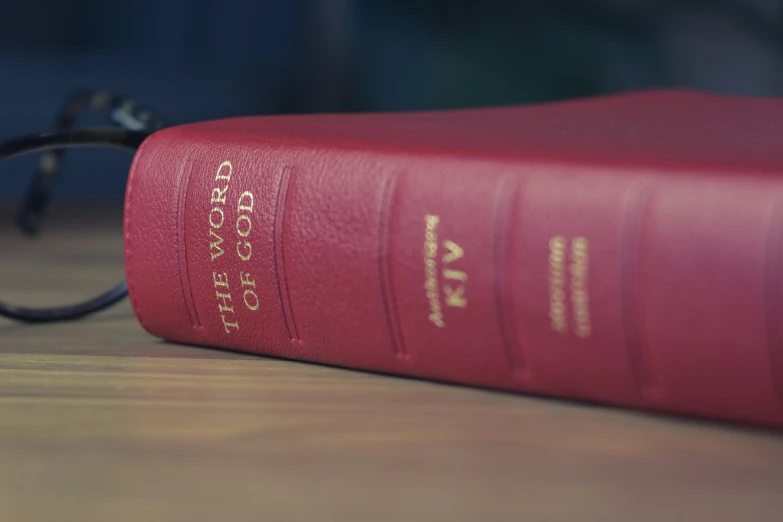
[2,208,783,522]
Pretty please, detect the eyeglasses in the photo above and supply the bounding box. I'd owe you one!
[0,90,170,323]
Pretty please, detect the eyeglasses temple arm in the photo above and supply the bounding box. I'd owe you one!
[16,90,169,236]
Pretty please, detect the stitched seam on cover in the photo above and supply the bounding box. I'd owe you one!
[273,166,299,341]
[494,174,525,375]
[378,172,407,357]
[176,159,201,328]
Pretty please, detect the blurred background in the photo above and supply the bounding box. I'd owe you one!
[2,0,783,205]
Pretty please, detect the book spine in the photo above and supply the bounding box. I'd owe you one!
[124,126,783,428]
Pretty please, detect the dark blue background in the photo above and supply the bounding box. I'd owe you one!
[2,0,782,204]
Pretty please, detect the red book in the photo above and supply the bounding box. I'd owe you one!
[124,89,783,429]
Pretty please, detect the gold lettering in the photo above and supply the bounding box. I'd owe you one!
[444,285,467,308]
[236,214,252,238]
[429,313,445,328]
[243,289,259,311]
[236,240,251,261]
[240,271,259,311]
[213,271,230,288]
[442,240,464,264]
[423,214,444,328]
[551,299,566,319]
[216,291,234,314]
[209,229,225,261]
[570,237,591,338]
[549,236,568,334]
[443,269,467,282]
[237,191,254,212]
[209,207,224,229]
[210,185,228,205]
[240,271,256,287]
[206,159,242,333]
[215,160,233,181]
[221,314,239,333]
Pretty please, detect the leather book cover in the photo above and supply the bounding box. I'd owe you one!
[123,89,783,428]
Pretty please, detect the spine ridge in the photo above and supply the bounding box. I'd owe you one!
[176,158,201,329]
[494,174,527,377]
[620,180,660,398]
[274,165,299,342]
[378,172,408,358]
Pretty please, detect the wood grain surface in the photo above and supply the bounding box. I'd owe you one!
[1,208,783,522]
